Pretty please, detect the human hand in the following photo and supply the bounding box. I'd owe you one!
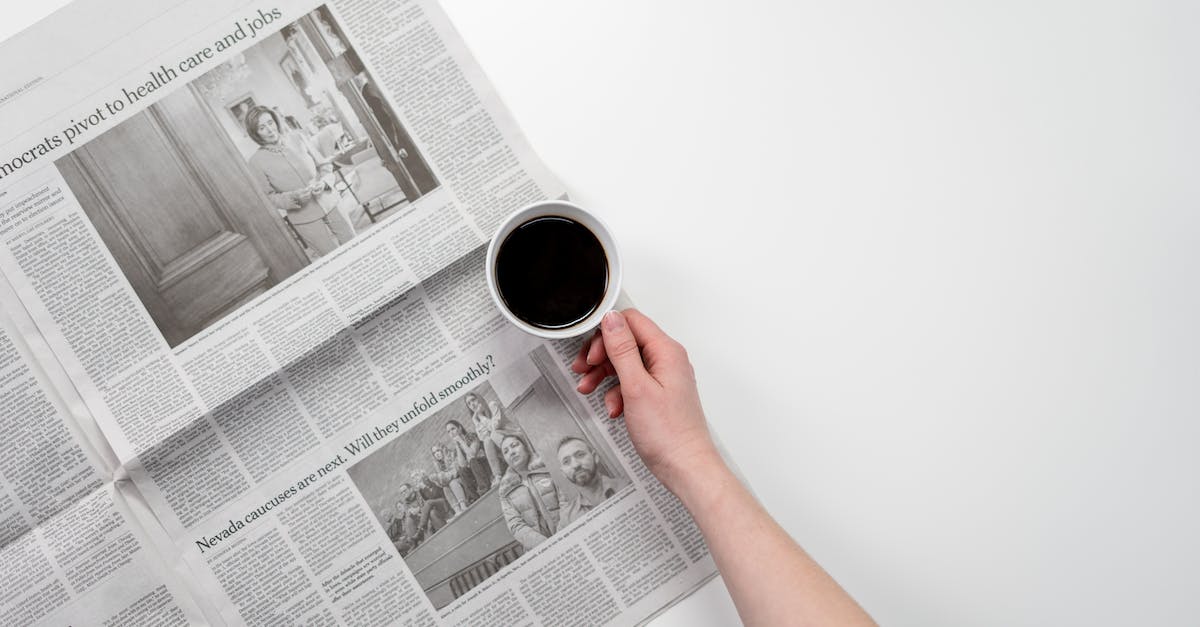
[572,309,720,490]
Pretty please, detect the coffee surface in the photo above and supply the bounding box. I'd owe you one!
[496,216,607,329]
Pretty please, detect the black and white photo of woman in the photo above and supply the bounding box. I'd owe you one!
[244,105,356,257]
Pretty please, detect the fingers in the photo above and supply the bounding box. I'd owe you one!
[571,334,591,373]
[570,332,604,374]
[573,309,661,374]
[621,308,690,377]
[585,333,606,366]
[599,311,653,392]
[578,310,683,420]
[575,362,615,394]
[604,384,624,418]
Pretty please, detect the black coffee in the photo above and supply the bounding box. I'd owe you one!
[495,216,608,329]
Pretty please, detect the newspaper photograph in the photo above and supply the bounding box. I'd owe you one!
[58,5,440,348]
[0,0,721,624]
[347,346,632,609]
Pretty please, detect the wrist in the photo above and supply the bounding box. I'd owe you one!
[657,446,737,511]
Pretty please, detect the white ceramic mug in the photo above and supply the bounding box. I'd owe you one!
[486,200,622,339]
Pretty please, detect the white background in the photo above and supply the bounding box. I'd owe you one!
[5,1,1199,625]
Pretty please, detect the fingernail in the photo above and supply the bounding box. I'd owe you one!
[603,311,624,331]
[604,398,615,415]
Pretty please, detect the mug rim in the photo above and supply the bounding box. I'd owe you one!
[485,200,622,339]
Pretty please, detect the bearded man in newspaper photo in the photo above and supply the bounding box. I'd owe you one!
[496,429,563,550]
[556,436,632,527]
[346,357,636,608]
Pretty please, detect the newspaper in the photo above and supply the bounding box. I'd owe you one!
[0,0,718,624]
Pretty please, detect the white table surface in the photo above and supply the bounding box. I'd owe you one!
[6,1,1199,625]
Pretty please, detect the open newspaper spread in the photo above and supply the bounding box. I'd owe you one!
[0,0,717,624]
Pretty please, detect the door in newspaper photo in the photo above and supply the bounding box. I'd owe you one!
[54,5,438,347]
[347,347,632,610]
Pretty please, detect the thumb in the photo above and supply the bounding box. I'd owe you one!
[600,311,651,391]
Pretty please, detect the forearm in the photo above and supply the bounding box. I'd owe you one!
[670,455,875,627]
[578,310,873,624]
